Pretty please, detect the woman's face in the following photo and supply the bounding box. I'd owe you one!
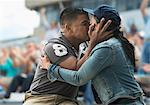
[89,15,101,32]
[90,15,97,25]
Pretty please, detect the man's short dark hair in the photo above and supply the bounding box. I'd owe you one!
[60,7,88,25]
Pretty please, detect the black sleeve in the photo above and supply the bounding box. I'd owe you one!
[43,42,72,65]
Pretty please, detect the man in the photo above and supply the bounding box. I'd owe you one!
[23,8,111,105]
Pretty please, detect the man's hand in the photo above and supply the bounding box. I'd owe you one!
[40,55,51,70]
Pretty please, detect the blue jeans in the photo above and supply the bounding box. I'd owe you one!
[142,42,150,64]
[4,73,34,98]
[79,82,94,105]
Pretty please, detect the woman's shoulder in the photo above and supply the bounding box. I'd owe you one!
[94,37,120,49]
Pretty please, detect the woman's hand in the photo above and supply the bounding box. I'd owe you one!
[88,18,112,48]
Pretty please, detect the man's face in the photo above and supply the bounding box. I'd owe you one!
[70,14,90,42]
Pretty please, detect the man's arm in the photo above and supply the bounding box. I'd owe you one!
[43,42,78,70]
[59,56,77,70]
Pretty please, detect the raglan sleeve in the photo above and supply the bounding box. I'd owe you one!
[43,42,72,65]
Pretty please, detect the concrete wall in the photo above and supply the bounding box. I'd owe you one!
[25,0,70,9]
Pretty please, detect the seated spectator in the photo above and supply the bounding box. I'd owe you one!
[0,48,20,90]
[0,42,39,99]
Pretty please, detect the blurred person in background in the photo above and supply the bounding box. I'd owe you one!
[126,23,144,72]
[140,0,150,74]
[41,5,145,105]
[0,42,39,99]
[134,0,150,99]
[40,7,60,41]
[133,32,144,72]
[0,48,21,91]
[130,23,138,35]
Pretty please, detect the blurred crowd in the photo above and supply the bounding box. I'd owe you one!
[0,42,41,98]
[0,0,150,104]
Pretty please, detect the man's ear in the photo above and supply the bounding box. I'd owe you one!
[60,24,68,33]
[65,24,72,32]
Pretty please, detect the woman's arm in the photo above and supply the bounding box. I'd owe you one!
[49,47,112,86]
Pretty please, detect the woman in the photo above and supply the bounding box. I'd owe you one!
[40,5,145,105]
